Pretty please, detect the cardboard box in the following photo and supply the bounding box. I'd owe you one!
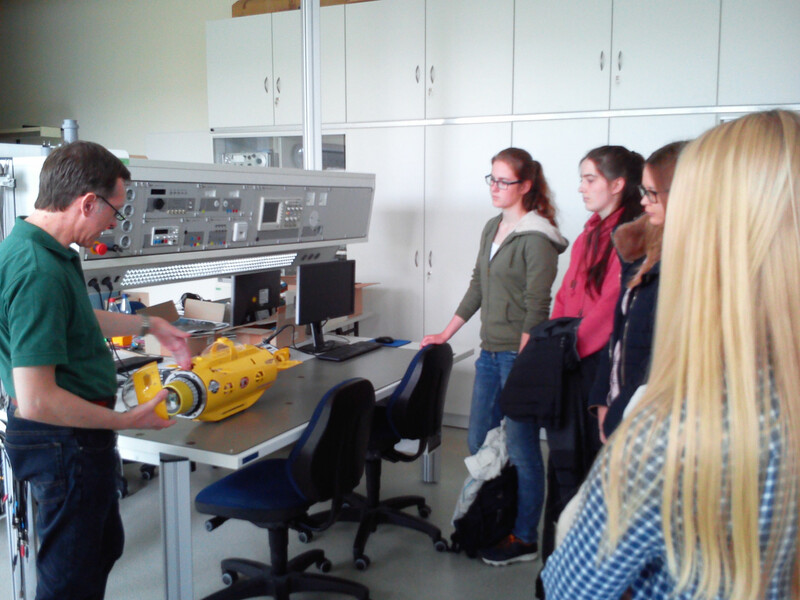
[229,305,306,349]
[232,0,374,17]
[353,282,376,316]
[139,300,227,358]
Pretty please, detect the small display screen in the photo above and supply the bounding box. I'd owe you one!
[261,201,280,224]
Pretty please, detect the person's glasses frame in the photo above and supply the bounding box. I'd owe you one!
[96,194,126,222]
[485,174,523,190]
[637,185,669,204]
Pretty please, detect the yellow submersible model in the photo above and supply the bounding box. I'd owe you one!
[133,337,300,422]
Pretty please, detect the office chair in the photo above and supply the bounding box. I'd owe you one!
[305,343,453,570]
[195,378,375,600]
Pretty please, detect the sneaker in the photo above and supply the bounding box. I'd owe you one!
[480,534,538,566]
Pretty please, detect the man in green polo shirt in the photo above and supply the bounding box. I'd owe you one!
[0,141,192,599]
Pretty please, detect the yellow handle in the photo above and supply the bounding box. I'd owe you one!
[132,362,169,420]
[204,337,238,363]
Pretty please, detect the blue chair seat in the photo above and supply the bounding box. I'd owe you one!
[196,459,308,524]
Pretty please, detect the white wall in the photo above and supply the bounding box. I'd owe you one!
[0,0,231,155]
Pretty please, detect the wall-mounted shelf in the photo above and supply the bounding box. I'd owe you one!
[0,126,61,146]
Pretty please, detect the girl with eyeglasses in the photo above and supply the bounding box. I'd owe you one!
[544,108,800,600]
[422,147,568,458]
[483,146,644,569]
[590,141,688,443]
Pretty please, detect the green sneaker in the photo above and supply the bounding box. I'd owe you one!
[480,534,538,566]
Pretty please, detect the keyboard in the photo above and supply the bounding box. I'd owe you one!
[315,340,383,362]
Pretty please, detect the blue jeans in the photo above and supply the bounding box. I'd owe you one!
[506,417,545,545]
[5,408,124,600]
[468,349,517,454]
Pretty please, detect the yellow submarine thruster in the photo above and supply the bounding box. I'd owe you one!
[133,337,299,422]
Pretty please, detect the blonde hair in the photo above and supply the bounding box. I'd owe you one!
[602,110,800,599]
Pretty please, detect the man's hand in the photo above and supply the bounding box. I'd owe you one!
[597,405,609,444]
[149,316,192,370]
[123,389,176,430]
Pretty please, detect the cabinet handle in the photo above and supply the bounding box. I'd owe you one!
[600,51,605,71]
[415,66,420,83]
[263,76,269,94]
[617,51,623,71]
[428,251,433,268]
[414,250,419,267]
[276,77,281,94]
[429,66,435,84]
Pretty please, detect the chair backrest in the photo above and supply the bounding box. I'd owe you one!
[385,343,453,442]
[288,377,375,505]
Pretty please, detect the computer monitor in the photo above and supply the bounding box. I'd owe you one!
[295,259,355,353]
[230,269,282,327]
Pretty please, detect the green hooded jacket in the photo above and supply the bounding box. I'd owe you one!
[455,211,569,352]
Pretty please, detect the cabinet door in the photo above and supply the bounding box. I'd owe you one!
[345,127,425,341]
[272,7,347,126]
[718,0,800,105]
[514,0,612,114]
[206,14,274,129]
[609,114,717,157]
[424,123,512,418]
[272,11,302,126]
[512,119,609,291]
[345,0,426,122]
[610,0,720,109]
[425,0,514,118]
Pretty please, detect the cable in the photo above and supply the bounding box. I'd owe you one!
[263,324,296,346]
[101,277,114,311]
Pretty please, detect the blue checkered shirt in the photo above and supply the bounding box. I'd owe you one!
[542,407,796,599]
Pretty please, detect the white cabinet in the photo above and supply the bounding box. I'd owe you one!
[344,127,426,341]
[514,0,612,114]
[514,0,721,114]
[718,0,800,105]
[344,0,426,122]
[609,0,720,109]
[207,14,274,129]
[271,11,302,126]
[425,0,514,118]
[207,9,346,129]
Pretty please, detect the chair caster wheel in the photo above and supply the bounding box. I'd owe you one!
[418,504,432,518]
[140,465,156,480]
[434,539,448,552]
[298,530,313,543]
[354,555,371,571]
[221,570,238,587]
[317,558,332,573]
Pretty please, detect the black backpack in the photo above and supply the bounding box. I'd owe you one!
[450,465,518,557]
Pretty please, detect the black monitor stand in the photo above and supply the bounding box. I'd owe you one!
[296,321,347,354]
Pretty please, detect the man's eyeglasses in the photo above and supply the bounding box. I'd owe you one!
[637,185,669,204]
[485,174,522,190]
[96,194,126,222]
